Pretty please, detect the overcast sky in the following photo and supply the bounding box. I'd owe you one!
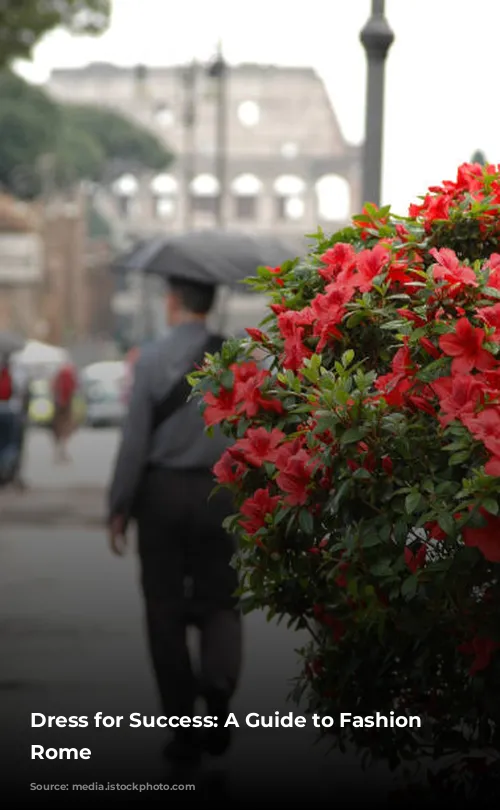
[15,0,500,213]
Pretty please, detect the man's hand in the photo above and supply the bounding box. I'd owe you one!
[109,514,127,556]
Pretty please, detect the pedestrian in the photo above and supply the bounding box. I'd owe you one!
[10,363,31,490]
[0,355,13,401]
[107,276,242,766]
[51,363,78,463]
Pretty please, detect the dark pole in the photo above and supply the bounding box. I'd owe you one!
[208,42,228,228]
[360,0,394,207]
[182,60,197,230]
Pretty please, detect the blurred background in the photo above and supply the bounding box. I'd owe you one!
[2,0,495,369]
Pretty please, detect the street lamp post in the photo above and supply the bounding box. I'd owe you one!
[208,43,228,228]
[360,0,394,207]
[182,60,197,230]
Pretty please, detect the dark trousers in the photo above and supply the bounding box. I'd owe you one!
[136,467,242,717]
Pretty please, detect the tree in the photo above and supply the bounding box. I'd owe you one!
[0,0,111,70]
[59,104,170,179]
[0,72,173,198]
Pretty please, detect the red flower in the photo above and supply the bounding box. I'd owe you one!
[430,247,478,288]
[318,242,357,282]
[375,344,416,406]
[439,318,496,374]
[458,636,499,676]
[203,387,237,426]
[419,337,441,359]
[465,406,500,455]
[485,456,500,476]
[476,302,500,341]
[213,450,246,484]
[404,544,427,573]
[232,362,284,417]
[239,488,281,535]
[486,253,500,289]
[381,455,393,475]
[396,309,426,327]
[233,427,285,467]
[431,374,484,428]
[424,521,447,541]
[310,281,353,351]
[245,327,267,343]
[354,244,391,292]
[276,447,316,506]
[284,326,313,371]
[462,509,500,562]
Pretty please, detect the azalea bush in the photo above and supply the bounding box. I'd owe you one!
[191,163,500,796]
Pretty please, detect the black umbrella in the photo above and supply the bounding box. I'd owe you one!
[113,230,301,289]
[0,331,25,356]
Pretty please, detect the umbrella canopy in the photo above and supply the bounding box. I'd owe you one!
[113,230,301,289]
[11,341,71,379]
[0,331,25,356]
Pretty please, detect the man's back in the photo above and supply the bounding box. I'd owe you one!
[108,321,231,520]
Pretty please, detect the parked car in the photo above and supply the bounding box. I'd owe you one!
[81,362,127,428]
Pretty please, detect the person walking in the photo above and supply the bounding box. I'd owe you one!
[51,363,77,463]
[10,362,31,490]
[107,276,242,766]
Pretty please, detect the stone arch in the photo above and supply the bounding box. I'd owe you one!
[231,173,262,220]
[151,173,178,196]
[273,174,306,221]
[315,174,351,222]
[112,173,139,218]
[189,173,220,216]
[190,173,220,196]
[150,174,178,219]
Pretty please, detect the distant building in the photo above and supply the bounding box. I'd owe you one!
[0,195,43,336]
[46,62,362,243]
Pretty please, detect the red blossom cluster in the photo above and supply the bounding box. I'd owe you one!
[194,162,500,700]
[203,360,283,425]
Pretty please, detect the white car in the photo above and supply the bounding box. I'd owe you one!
[81,362,127,428]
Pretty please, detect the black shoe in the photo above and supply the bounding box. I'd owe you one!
[203,690,232,756]
[163,730,201,765]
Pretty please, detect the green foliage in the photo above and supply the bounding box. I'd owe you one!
[0,0,111,69]
[0,72,172,198]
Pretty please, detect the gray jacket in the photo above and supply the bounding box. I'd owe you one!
[108,321,230,520]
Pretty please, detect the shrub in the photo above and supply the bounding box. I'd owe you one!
[191,163,500,795]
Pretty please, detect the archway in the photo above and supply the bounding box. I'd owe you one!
[189,173,220,215]
[273,175,306,221]
[315,174,351,222]
[112,173,139,218]
[150,174,178,219]
[231,173,262,220]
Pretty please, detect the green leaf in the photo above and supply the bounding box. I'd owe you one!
[342,349,354,368]
[437,512,455,536]
[482,497,499,516]
[361,533,381,549]
[370,560,393,577]
[405,491,422,515]
[401,576,418,600]
[340,427,366,445]
[220,370,234,389]
[448,450,471,465]
[299,509,314,535]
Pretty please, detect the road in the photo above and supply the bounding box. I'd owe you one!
[0,427,389,804]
